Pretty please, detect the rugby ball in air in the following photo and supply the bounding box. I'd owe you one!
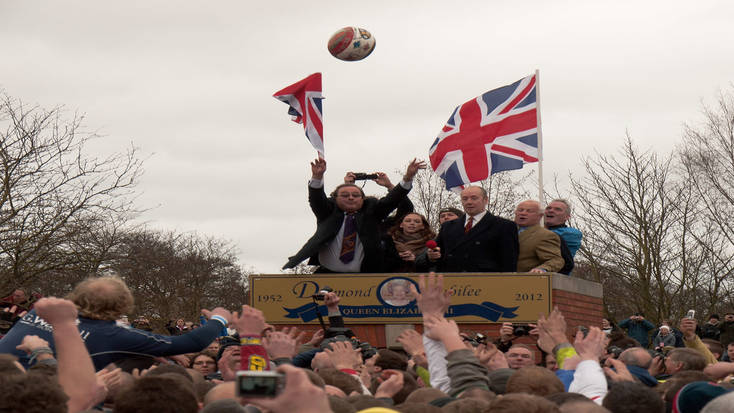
[327,27,376,61]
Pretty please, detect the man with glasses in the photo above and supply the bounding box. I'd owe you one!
[283,157,425,273]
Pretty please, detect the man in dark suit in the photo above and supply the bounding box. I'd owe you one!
[283,158,425,273]
[427,186,518,272]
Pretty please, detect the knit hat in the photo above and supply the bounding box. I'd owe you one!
[660,325,671,331]
[672,381,729,413]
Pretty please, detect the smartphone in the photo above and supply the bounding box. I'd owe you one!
[236,371,285,398]
[686,310,696,320]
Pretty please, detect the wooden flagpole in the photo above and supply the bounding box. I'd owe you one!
[535,69,544,204]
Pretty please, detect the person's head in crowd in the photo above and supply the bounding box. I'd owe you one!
[331,183,366,213]
[317,368,363,396]
[191,351,218,376]
[602,381,664,413]
[374,349,408,372]
[145,363,194,383]
[329,395,358,413]
[727,342,734,361]
[390,213,435,239]
[460,186,488,217]
[665,348,707,375]
[132,316,153,331]
[206,339,221,354]
[403,387,447,404]
[200,399,246,413]
[438,207,464,225]
[506,344,536,369]
[673,381,729,413]
[506,366,565,397]
[311,350,335,372]
[392,402,442,413]
[724,311,734,322]
[442,397,491,413]
[543,353,558,371]
[658,325,671,336]
[488,368,515,394]
[619,347,653,369]
[217,335,241,374]
[458,386,496,403]
[490,393,561,413]
[0,353,25,376]
[545,391,592,406]
[204,381,236,406]
[701,390,734,413]
[602,318,613,330]
[0,371,69,413]
[9,288,28,304]
[560,401,611,413]
[65,275,134,321]
[347,394,391,410]
[701,339,723,360]
[544,199,572,227]
[706,314,719,324]
[370,370,418,405]
[194,380,216,405]
[326,384,348,398]
[115,375,198,413]
[660,370,713,410]
[608,335,641,351]
[514,200,544,228]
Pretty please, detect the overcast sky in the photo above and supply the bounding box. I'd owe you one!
[2,0,733,273]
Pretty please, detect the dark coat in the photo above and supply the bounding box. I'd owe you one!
[283,183,410,272]
[434,213,519,272]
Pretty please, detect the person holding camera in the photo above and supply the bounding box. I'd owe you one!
[283,158,425,273]
[618,312,655,348]
[381,212,435,273]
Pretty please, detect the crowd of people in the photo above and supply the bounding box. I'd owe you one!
[283,158,582,276]
[2,273,734,413]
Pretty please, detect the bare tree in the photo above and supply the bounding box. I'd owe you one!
[109,229,250,328]
[0,94,142,294]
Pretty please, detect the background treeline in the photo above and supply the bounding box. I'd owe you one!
[2,89,733,327]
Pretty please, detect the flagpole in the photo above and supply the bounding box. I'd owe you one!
[535,69,544,204]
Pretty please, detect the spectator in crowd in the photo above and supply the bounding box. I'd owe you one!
[505,344,536,369]
[515,200,564,273]
[0,275,231,370]
[381,212,435,273]
[0,288,32,335]
[718,311,734,349]
[618,312,655,348]
[191,351,218,376]
[700,314,721,341]
[283,158,425,273]
[544,199,583,275]
[427,186,518,272]
[438,207,464,226]
[652,325,676,349]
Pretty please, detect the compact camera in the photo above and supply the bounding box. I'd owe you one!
[513,324,532,337]
[312,286,333,300]
[353,172,378,180]
[236,371,285,398]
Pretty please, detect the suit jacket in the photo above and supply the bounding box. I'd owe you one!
[435,213,518,272]
[283,183,410,272]
[517,225,564,273]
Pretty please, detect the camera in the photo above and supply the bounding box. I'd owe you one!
[312,286,333,300]
[319,327,377,360]
[607,346,623,358]
[236,371,285,398]
[513,324,532,337]
[353,172,378,180]
[686,310,696,319]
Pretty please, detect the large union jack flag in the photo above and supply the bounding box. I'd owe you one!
[429,73,539,191]
[273,73,325,158]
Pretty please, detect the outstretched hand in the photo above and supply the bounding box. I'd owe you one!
[410,272,451,317]
[403,158,427,181]
[231,305,266,337]
[311,158,326,180]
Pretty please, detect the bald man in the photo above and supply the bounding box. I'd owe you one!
[514,200,564,273]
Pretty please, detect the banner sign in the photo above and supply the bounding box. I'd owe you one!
[249,273,551,324]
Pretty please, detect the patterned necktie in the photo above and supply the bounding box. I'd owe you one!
[464,217,473,233]
[339,213,357,263]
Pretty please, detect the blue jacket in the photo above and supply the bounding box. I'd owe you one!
[618,318,656,348]
[549,225,583,258]
[0,310,225,370]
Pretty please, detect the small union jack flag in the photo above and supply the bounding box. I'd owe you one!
[273,73,325,158]
[429,73,540,191]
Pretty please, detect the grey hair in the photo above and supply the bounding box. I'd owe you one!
[551,198,572,215]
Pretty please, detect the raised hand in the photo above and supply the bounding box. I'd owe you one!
[34,297,78,325]
[231,305,266,337]
[396,329,425,357]
[410,272,451,317]
[373,172,394,189]
[323,341,362,370]
[201,307,233,324]
[573,327,605,361]
[604,357,635,382]
[374,371,404,398]
[306,329,325,347]
[403,158,427,181]
[311,158,326,180]
[265,328,304,360]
